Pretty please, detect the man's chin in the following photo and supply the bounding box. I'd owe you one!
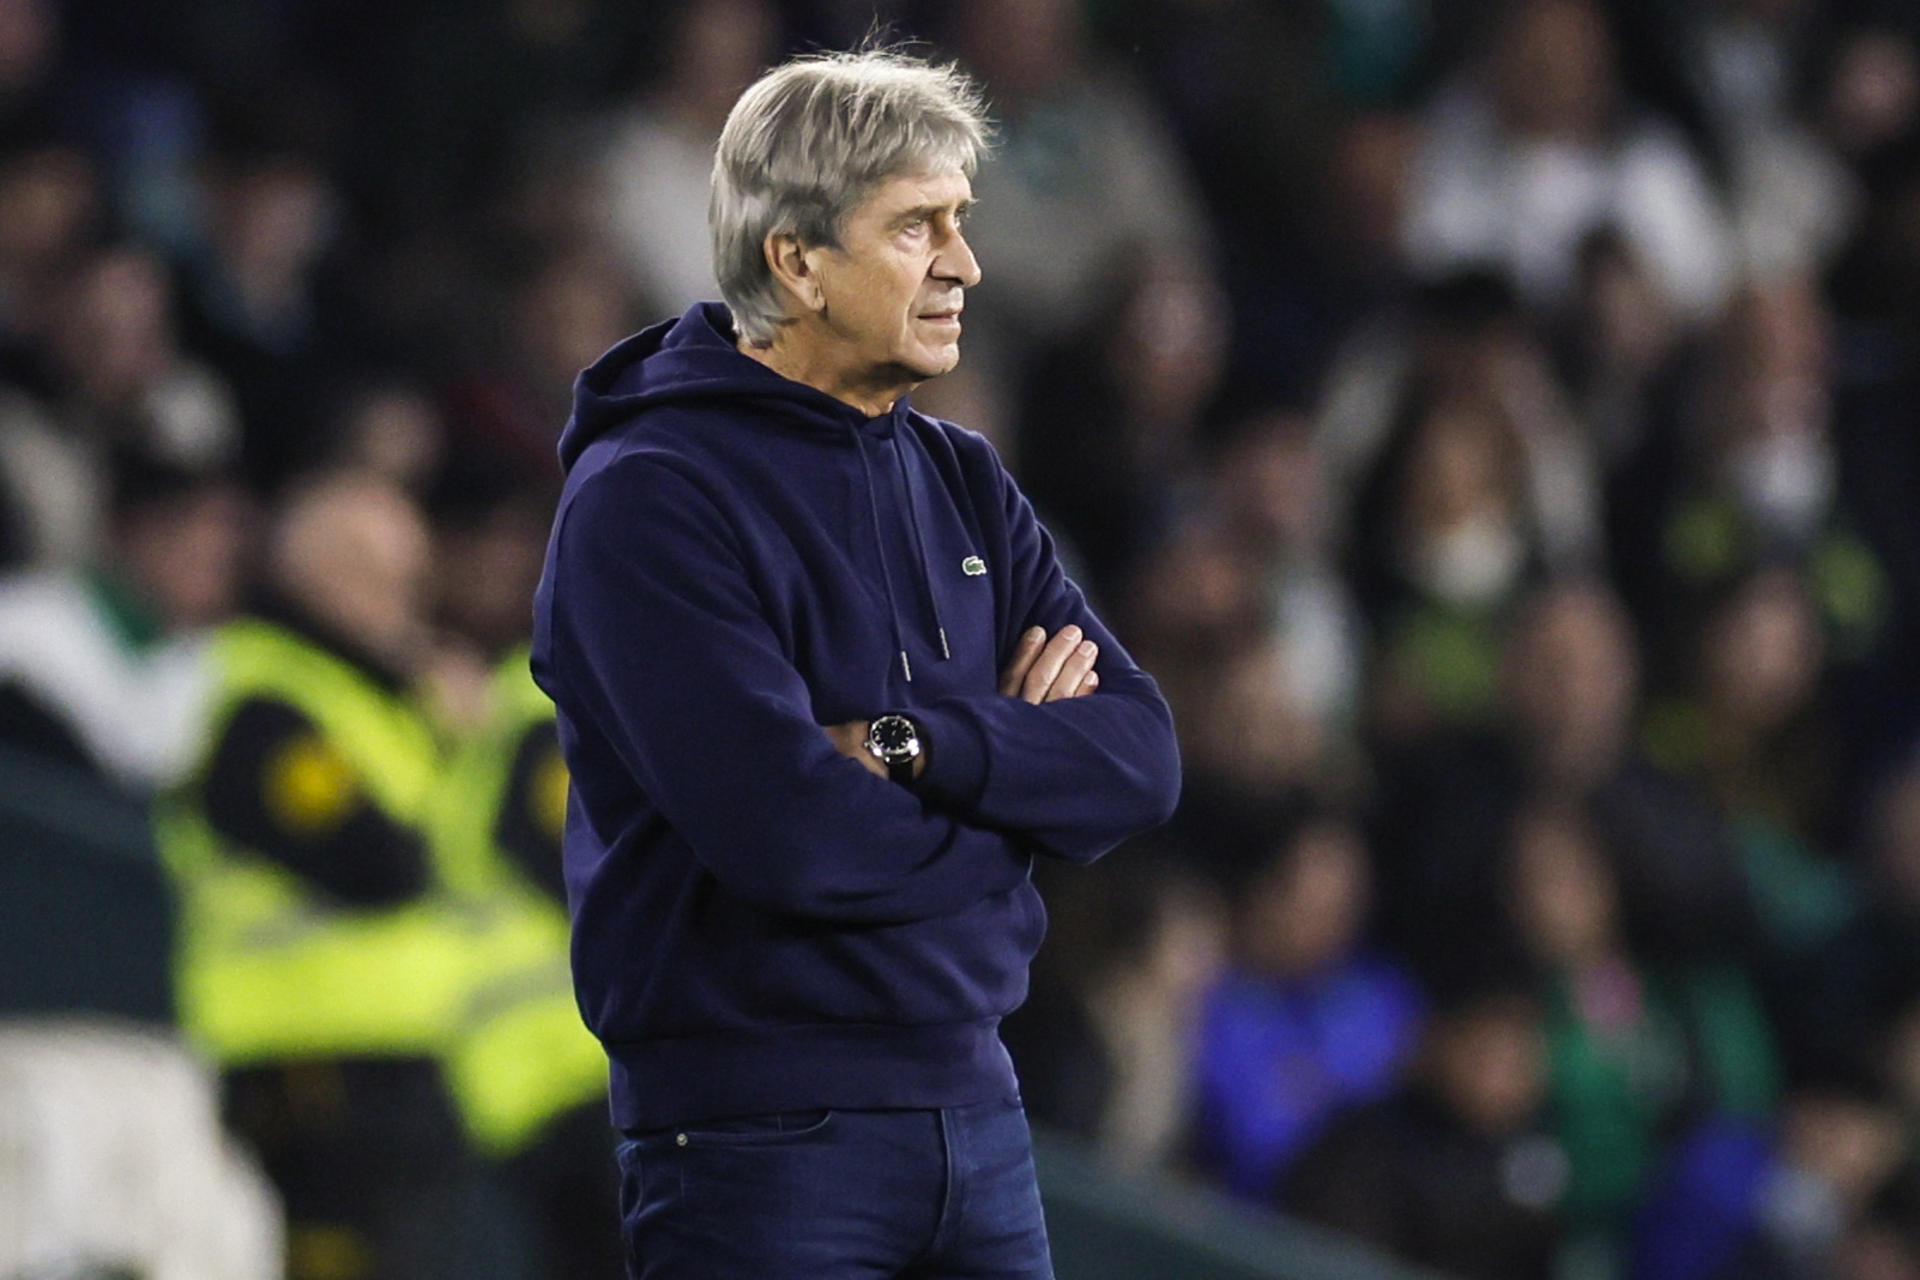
[906,343,962,380]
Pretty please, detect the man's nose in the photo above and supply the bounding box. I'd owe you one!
[935,228,982,288]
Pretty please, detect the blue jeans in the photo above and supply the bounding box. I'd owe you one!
[616,1096,1054,1278]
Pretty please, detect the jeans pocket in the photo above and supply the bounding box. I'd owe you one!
[675,1108,835,1147]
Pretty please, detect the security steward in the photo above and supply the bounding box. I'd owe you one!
[159,472,481,1280]
[432,643,620,1279]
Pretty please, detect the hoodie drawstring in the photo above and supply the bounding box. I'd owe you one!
[854,429,914,682]
[894,432,950,662]
[854,419,952,683]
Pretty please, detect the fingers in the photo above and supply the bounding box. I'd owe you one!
[1020,625,1098,704]
[999,626,1046,697]
[1043,634,1099,703]
[1019,626,1080,703]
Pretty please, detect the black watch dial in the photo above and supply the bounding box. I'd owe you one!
[867,714,921,783]
[870,715,918,756]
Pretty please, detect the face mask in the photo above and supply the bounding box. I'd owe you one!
[1729,422,1834,544]
[1408,512,1526,606]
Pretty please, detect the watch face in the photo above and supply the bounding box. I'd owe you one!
[870,715,919,758]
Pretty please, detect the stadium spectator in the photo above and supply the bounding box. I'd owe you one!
[1630,1089,1911,1280]
[596,0,781,313]
[433,235,641,516]
[44,244,240,496]
[1284,976,1568,1280]
[1210,409,1366,747]
[1370,580,1754,986]
[430,639,618,1280]
[1403,0,1733,323]
[1191,809,1422,1201]
[1002,847,1225,1176]
[1503,800,1780,1265]
[0,442,240,791]
[944,0,1211,391]
[176,145,343,490]
[1641,276,1890,680]
[1015,248,1227,600]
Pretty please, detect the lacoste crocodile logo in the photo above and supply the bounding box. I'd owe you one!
[961,556,987,576]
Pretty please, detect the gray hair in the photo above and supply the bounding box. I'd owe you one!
[710,47,992,346]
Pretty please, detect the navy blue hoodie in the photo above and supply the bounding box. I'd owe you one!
[531,303,1181,1131]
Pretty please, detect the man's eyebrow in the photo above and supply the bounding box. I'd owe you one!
[891,199,975,226]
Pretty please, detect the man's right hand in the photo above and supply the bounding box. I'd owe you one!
[999,625,1099,703]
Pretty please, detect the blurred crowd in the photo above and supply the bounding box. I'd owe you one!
[1,0,1919,1278]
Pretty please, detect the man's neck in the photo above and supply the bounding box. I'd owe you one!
[739,330,911,418]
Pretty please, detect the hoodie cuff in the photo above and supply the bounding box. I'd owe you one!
[912,703,988,810]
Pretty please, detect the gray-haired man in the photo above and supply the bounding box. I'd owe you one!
[533,47,1182,1278]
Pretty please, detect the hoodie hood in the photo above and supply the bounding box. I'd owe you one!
[558,301,908,472]
[557,301,944,684]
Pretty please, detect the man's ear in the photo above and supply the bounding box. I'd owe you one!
[763,231,826,315]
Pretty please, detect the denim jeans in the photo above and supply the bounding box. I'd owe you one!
[616,1096,1054,1278]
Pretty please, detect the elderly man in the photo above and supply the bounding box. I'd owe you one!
[532,48,1182,1277]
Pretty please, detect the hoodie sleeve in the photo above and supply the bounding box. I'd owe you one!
[545,456,1034,925]
[910,450,1181,863]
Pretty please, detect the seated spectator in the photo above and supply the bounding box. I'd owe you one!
[1121,511,1293,802]
[0,140,99,365]
[441,236,642,483]
[1320,272,1602,560]
[1285,976,1568,1280]
[1403,0,1733,324]
[1016,248,1226,602]
[1,243,241,572]
[1792,748,1920,1090]
[1212,410,1364,730]
[944,0,1211,385]
[1191,809,1422,1201]
[176,144,345,490]
[597,0,780,312]
[1646,276,1891,676]
[1351,385,1544,738]
[1370,580,1754,982]
[1656,0,1860,281]
[1504,800,1780,1257]
[323,375,446,496]
[0,443,242,792]
[48,245,240,474]
[1645,565,1865,1082]
[1631,1089,1910,1280]
[1000,846,1225,1176]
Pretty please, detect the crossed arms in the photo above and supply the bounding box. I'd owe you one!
[543,453,1180,926]
[825,624,1101,780]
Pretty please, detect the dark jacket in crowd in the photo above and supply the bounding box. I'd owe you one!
[1284,1089,1566,1280]
[531,303,1182,1133]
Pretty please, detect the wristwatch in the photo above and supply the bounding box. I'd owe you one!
[865,713,922,784]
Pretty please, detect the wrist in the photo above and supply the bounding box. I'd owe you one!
[908,704,987,807]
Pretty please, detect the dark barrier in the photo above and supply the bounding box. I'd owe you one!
[1034,1128,1453,1280]
[0,746,173,1025]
